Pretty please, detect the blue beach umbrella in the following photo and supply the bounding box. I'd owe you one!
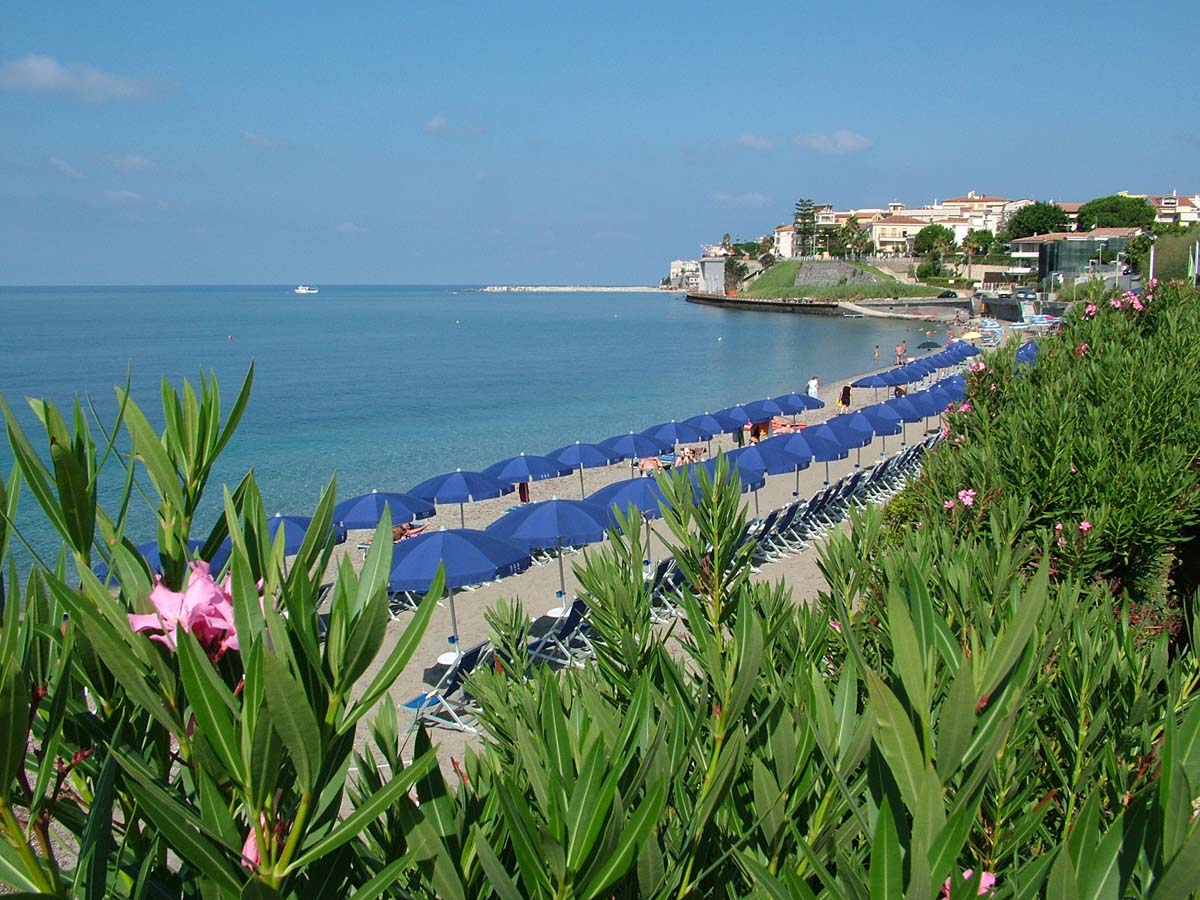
[588,476,672,525]
[600,432,673,472]
[682,411,744,437]
[484,452,572,487]
[1016,340,1038,368]
[741,398,788,426]
[641,420,706,449]
[730,442,809,476]
[715,404,757,426]
[787,427,854,489]
[486,498,612,597]
[825,412,876,470]
[859,403,904,457]
[697,455,766,491]
[851,372,894,389]
[774,392,824,413]
[884,396,925,445]
[759,433,820,496]
[388,528,531,652]
[334,490,435,530]
[268,514,347,556]
[94,538,232,581]
[547,441,624,498]
[409,468,517,528]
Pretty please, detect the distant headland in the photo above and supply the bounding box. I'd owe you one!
[475,285,668,293]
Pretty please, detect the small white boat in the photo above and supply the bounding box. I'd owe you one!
[294,285,319,295]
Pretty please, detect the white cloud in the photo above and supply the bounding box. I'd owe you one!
[48,157,83,179]
[0,54,155,102]
[714,191,770,208]
[736,133,773,151]
[240,130,271,146]
[335,222,364,234]
[423,114,449,135]
[109,153,156,173]
[793,129,872,155]
[102,189,143,205]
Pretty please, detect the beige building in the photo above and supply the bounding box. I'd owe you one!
[773,224,795,259]
[869,216,927,255]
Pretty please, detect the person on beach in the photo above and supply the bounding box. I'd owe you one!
[874,345,880,364]
[807,375,819,400]
[895,342,904,365]
[838,384,851,409]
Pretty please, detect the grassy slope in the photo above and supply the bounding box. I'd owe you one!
[743,260,941,300]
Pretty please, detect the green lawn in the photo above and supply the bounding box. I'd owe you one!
[743,260,940,300]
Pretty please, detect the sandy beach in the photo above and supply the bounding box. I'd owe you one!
[332,347,964,772]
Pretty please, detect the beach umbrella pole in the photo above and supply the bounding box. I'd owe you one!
[824,461,830,485]
[901,422,908,447]
[447,589,460,657]
[794,466,800,497]
[556,537,566,598]
[753,489,760,517]
[578,467,586,500]
[459,503,466,528]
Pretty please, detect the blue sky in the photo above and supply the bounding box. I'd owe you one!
[2,1,1195,285]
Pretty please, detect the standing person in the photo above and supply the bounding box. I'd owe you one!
[839,384,852,409]
[874,344,880,364]
[895,341,904,365]
[806,374,819,401]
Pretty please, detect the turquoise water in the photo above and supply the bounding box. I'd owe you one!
[0,285,916,560]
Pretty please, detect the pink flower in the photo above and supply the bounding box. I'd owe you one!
[1070,464,1077,473]
[958,402,972,413]
[828,618,842,633]
[944,499,957,509]
[958,489,977,507]
[1055,523,1063,532]
[241,827,261,870]
[968,360,986,373]
[943,869,997,896]
[1085,303,1098,318]
[128,561,241,659]
[1075,342,1089,357]
[1079,520,1092,533]
[1131,298,1144,311]
[940,426,951,439]
[1110,297,1123,309]
[1149,277,1159,289]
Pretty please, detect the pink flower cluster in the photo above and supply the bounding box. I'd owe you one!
[958,401,972,414]
[128,561,239,660]
[1084,303,1098,318]
[1112,290,1147,312]
[943,869,997,897]
[968,360,987,374]
[1075,342,1089,357]
[945,489,977,509]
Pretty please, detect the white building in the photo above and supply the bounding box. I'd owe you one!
[668,259,700,289]
[773,224,795,259]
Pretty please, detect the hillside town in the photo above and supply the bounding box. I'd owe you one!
[667,189,1200,298]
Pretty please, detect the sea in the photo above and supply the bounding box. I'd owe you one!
[0,285,918,564]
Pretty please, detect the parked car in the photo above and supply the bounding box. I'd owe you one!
[1015,290,1038,302]
[937,289,958,299]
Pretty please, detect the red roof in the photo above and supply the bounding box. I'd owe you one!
[1011,227,1139,244]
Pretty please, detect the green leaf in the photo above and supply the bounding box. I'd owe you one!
[111,749,243,895]
[738,851,808,900]
[177,630,243,785]
[239,882,283,900]
[353,847,425,900]
[495,781,554,896]
[867,670,928,813]
[935,660,976,780]
[262,652,321,794]
[579,778,667,900]
[0,839,45,893]
[289,748,436,869]
[1047,847,1080,900]
[564,739,612,874]
[870,798,903,900]
[0,654,29,786]
[75,744,119,900]
[338,575,441,735]
[473,830,525,900]
[1148,824,1200,900]
[116,388,184,511]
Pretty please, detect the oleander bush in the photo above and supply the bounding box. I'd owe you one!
[4,286,1200,898]
[903,278,1200,617]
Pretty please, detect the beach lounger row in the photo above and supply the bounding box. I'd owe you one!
[745,440,936,566]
